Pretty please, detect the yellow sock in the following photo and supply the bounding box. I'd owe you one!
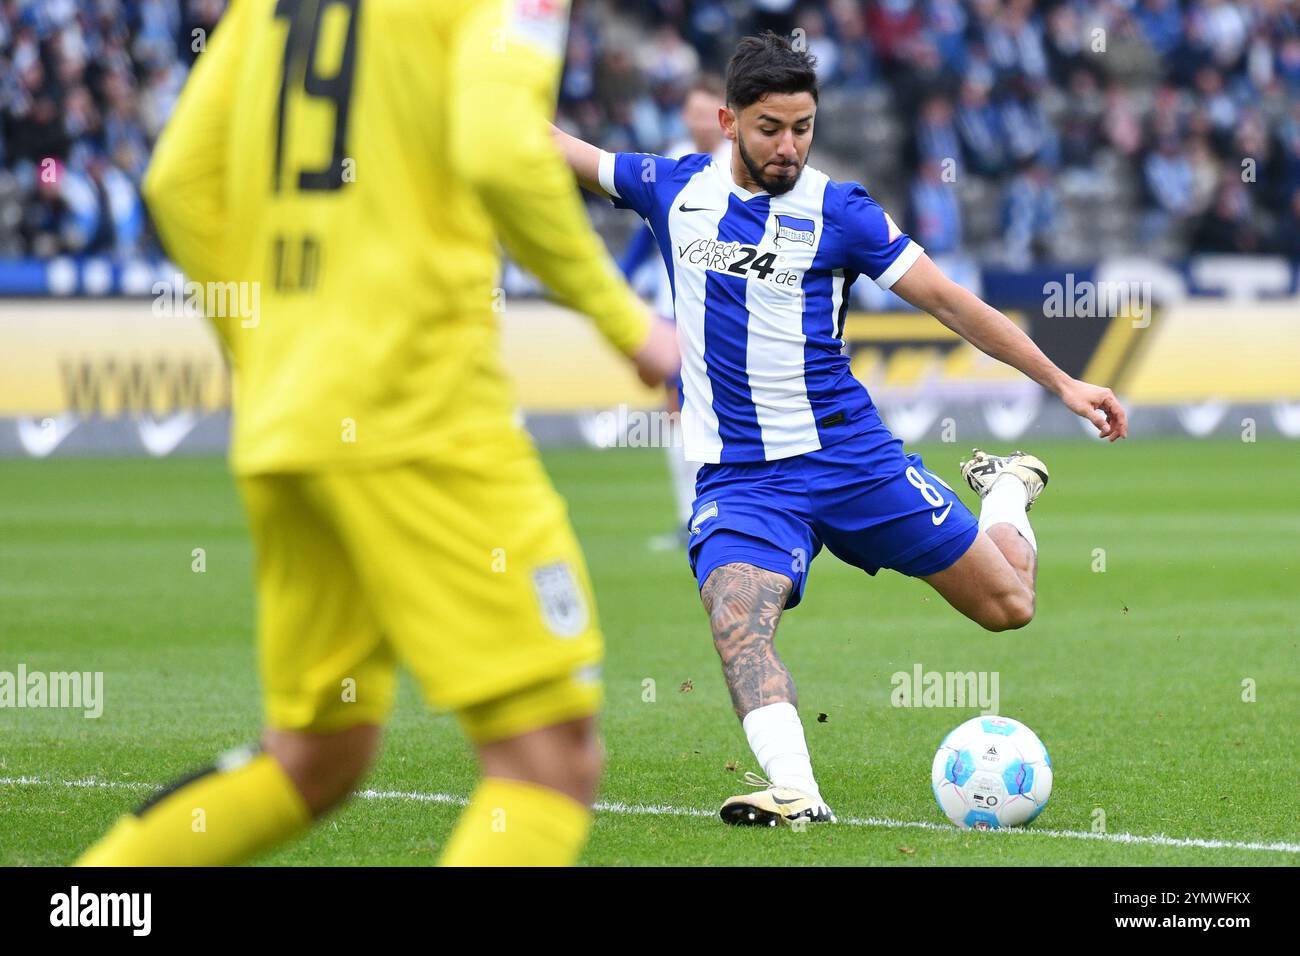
[439,777,591,867]
[76,750,311,866]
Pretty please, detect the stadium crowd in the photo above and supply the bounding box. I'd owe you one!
[2,0,1299,264]
[0,0,222,259]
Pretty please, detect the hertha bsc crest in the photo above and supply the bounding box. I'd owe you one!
[532,562,589,638]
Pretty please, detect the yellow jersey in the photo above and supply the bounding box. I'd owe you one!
[144,0,649,474]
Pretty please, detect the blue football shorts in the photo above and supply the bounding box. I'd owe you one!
[687,421,979,608]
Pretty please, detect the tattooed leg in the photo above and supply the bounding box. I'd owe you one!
[700,562,796,719]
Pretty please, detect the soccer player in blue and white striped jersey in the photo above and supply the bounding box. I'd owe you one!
[554,32,1127,827]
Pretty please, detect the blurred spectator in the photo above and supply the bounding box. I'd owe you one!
[910,159,962,254]
[1192,0,1251,70]
[1193,66,1239,136]
[1102,81,1144,158]
[1274,188,1300,261]
[1143,135,1197,241]
[560,25,599,109]
[955,76,1006,176]
[1059,68,1104,170]
[1136,0,1184,59]
[867,0,925,71]
[890,35,955,114]
[912,94,963,174]
[926,0,969,74]
[1149,83,1192,144]
[1233,109,1284,206]
[683,0,732,67]
[1191,170,1266,253]
[981,0,1048,83]
[794,7,839,85]
[1097,7,1163,88]
[1002,159,1058,266]
[1185,134,1221,216]
[998,74,1058,167]
[1043,2,1087,85]
[826,0,875,87]
[1279,101,1300,195]
[1279,36,1300,91]
[639,23,699,92]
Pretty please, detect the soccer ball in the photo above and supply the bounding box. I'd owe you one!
[931,715,1052,829]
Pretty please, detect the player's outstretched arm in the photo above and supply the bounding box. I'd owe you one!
[549,124,607,196]
[447,4,676,386]
[891,253,1129,441]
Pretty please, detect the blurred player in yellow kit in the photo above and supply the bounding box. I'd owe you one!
[77,0,677,867]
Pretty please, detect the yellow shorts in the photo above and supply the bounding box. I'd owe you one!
[237,431,603,744]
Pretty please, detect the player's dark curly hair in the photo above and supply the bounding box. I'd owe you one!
[724,31,819,110]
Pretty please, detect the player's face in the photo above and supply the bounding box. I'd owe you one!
[726,92,815,196]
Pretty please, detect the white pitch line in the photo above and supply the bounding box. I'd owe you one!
[6,776,1299,856]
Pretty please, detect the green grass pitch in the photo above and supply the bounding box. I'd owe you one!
[1,439,1297,866]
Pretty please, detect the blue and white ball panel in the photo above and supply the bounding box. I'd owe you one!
[931,715,1053,828]
[686,420,978,606]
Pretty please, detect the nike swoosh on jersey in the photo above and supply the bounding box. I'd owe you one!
[677,202,716,213]
[931,502,953,525]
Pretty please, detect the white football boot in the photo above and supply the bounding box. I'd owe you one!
[959,449,1050,511]
[719,772,836,828]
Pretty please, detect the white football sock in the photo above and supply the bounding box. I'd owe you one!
[978,474,1037,552]
[666,418,701,527]
[742,702,821,798]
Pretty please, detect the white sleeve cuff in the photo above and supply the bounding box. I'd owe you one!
[874,240,924,290]
[597,150,620,199]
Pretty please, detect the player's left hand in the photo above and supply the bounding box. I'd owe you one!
[632,315,681,388]
[1059,378,1128,441]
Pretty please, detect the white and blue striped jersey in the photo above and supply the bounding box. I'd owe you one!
[598,149,923,464]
